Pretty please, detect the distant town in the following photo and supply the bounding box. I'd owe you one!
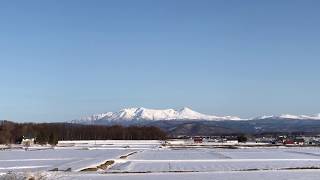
[168,134,320,147]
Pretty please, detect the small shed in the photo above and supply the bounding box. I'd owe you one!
[193,137,203,143]
[294,138,305,145]
[283,139,294,145]
[21,136,35,146]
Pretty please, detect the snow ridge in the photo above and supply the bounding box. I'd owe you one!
[252,114,320,120]
[74,107,242,123]
[73,107,320,124]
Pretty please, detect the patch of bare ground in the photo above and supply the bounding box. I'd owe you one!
[167,145,239,149]
[0,172,49,180]
[81,167,100,172]
[236,166,320,172]
[106,167,320,174]
[120,151,138,159]
[107,170,199,174]
[49,167,72,172]
[81,160,115,172]
[282,166,320,170]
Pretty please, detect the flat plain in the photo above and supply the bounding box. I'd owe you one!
[2,141,320,179]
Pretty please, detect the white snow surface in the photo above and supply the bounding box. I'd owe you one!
[109,147,320,173]
[74,107,242,123]
[40,170,320,180]
[3,141,320,180]
[0,148,133,172]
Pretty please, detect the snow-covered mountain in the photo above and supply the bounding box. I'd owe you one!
[252,114,320,120]
[73,107,242,124]
[72,109,320,136]
[72,107,320,125]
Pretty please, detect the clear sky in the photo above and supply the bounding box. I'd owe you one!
[0,0,319,122]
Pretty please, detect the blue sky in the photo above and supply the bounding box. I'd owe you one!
[0,0,319,122]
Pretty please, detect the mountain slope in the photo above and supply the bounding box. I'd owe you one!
[73,107,242,124]
[71,108,320,136]
[252,114,320,120]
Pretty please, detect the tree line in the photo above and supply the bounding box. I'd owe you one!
[0,121,167,145]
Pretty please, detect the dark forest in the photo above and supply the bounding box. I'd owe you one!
[0,121,167,145]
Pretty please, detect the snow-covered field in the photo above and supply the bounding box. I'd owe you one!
[110,148,320,173]
[1,141,320,179]
[0,140,160,173]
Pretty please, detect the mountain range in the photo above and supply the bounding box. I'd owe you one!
[73,107,320,122]
[72,107,320,136]
[73,107,242,123]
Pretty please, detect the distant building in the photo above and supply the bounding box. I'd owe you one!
[283,139,294,145]
[294,138,305,145]
[226,138,239,144]
[193,137,203,143]
[255,137,275,144]
[21,136,35,146]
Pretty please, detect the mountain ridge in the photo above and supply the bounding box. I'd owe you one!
[70,108,320,136]
[72,107,243,124]
[72,107,320,124]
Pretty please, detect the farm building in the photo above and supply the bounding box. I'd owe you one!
[21,136,35,146]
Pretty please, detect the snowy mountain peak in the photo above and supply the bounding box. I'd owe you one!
[252,114,320,120]
[279,114,301,119]
[73,108,320,125]
[180,107,193,112]
[74,107,243,123]
[179,107,204,117]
